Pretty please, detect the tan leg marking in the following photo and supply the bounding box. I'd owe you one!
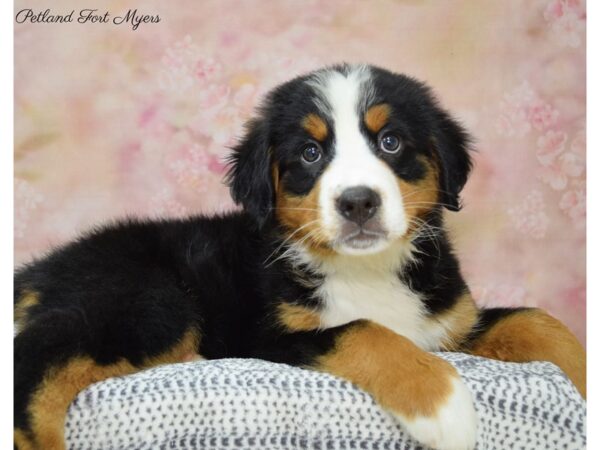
[25,328,201,450]
[364,104,391,133]
[143,329,200,366]
[316,321,457,418]
[468,309,586,398]
[435,293,479,351]
[302,113,328,141]
[28,358,137,450]
[277,303,321,332]
[182,353,204,362]
[14,428,35,450]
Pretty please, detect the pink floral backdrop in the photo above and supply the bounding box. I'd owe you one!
[14,0,586,344]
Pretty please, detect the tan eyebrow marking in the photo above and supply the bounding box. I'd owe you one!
[302,113,328,141]
[364,104,391,133]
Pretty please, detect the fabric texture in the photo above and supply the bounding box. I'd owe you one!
[65,354,586,449]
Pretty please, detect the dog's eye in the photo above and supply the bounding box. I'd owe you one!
[378,132,402,154]
[301,143,322,164]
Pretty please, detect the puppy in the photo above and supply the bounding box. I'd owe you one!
[14,64,585,450]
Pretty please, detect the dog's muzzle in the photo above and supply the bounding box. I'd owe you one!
[335,186,381,225]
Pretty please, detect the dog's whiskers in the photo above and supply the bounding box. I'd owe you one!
[263,219,320,267]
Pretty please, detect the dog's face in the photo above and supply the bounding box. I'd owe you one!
[228,64,471,256]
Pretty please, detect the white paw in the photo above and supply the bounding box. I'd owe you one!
[396,377,478,450]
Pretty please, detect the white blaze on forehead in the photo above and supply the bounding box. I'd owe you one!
[308,66,408,248]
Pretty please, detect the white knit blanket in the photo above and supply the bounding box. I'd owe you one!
[65,354,586,449]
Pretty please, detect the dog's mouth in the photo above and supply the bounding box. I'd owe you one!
[336,220,389,252]
[341,230,386,249]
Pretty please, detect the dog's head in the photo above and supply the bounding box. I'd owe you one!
[227,64,472,256]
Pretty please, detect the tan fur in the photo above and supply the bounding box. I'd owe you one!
[271,161,280,194]
[398,156,440,235]
[435,293,479,351]
[23,329,201,450]
[14,429,35,450]
[364,104,391,133]
[275,178,333,254]
[28,357,137,450]
[468,309,586,398]
[277,302,321,332]
[317,321,457,419]
[15,291,40,329]
[302,113,328,141]
[143,329,201,366]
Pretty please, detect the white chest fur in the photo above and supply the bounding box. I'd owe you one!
[302,244,449,351]
[317,270,446,351]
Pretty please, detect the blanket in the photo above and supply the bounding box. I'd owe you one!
[65,353,586,449]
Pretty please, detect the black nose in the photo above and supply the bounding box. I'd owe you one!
[336,186,381,225]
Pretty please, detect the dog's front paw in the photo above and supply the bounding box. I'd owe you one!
[395,376,477,450]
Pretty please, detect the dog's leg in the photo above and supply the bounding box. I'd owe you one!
[259,315,478,450]
[465,308,586,398]
[14,308,200,450]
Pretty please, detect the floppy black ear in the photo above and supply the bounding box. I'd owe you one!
[226,119,274,226]
[432,110,473,211]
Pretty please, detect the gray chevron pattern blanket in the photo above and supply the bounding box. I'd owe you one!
[65,354,586,449]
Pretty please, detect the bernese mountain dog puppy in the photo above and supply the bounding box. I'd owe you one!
[14,64,585,450]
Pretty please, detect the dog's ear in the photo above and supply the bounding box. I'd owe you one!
[226,118,274,227]
[432,110,473,211]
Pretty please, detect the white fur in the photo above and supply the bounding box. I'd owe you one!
[289,240,450,351]
[308,66,408,255]
[397,377,478,450]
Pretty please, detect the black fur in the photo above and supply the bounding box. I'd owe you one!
[399,211,469,315]
[13,213,345,431]
[431,109,473,211]
[226,120,274,227]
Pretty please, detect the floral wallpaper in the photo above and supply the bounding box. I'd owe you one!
[14,0,586,344]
